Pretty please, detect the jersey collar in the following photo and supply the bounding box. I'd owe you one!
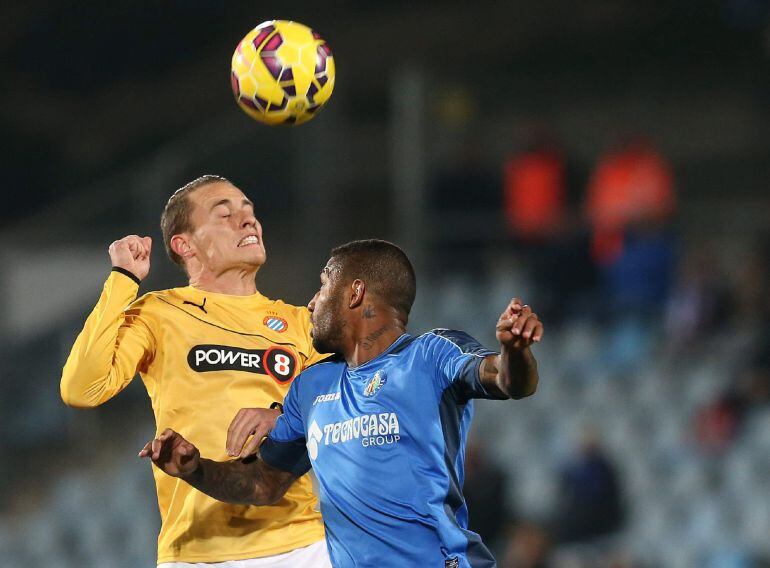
[348,333,411,372]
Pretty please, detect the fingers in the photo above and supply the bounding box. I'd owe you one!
[239,422,272,458]
[151,437,165,461]
[109,239,132,262]
[496,299,544,346]
[520,315,542,341]
[138,429,200,477]
[531,321,544,342]
[110,235,152,261]
[227,409,249,457]
[227,409,280,457]
[133,237,152,261]
[138,441,152,458]
[500,298,523,320]
[138,428,176,461]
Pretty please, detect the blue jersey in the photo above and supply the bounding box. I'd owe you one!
[261,330,505,567]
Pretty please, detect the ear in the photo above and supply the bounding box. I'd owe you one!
[349,279,365,309]
[170,234,194,260]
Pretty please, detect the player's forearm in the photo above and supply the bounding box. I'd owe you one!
[183,456,292,506]
[60,271,142,407]
[497,348,538,399]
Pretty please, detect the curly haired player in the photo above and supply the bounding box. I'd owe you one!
[141,239,543,567]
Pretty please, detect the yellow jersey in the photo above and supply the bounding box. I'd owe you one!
[61,270,326,564]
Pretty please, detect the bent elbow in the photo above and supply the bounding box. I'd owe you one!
[60,381,100,408]
[510,381,538,400]
[252,481,291,507]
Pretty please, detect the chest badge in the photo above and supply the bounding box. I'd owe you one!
[363,370,387,397]
[263,315,288,333]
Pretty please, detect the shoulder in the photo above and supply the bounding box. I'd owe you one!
[419,329,497,357]
[126,288,174,313]
[274,300,312,321]
[297,353,345,380]
[128,287,184,312]
[290,354,344,400]
[260,298,312,326]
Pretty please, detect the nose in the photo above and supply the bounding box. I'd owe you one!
[307,293,318,312]
[242,211,258,230]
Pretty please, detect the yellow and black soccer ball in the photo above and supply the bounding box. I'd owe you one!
[231,20,335,126]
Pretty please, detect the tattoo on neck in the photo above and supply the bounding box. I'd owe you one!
[362,325,391,350]
[362,305,375,319]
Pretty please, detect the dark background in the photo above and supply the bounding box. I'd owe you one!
[1,1,770,566]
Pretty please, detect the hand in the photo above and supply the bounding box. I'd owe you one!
[496,298,543,351]
[139,428,200,478]
[226,407,281,458]
[109,235,152,281]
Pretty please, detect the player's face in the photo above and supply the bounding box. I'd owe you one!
[186,182,266,273]
[308,261,347,354]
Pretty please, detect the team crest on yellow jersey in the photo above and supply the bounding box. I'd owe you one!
[363,370,387,397]
[264,315,288,332]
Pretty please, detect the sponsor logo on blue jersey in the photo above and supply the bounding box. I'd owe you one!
[313,392,341,405]
[306,413,401,460]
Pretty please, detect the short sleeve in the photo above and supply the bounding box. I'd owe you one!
[260,376,311,475]
[425,329,503,402]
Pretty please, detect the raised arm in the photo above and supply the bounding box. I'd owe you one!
[140,429,297,506]
[479,298,542,399]
[60,235,154,407]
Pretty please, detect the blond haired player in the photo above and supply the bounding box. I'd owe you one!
[60,175,331,567]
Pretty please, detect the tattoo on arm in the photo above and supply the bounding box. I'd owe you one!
[184,454,297,506]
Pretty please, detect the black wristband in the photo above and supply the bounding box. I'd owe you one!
[111,267,141,286]
[270,402,284,414]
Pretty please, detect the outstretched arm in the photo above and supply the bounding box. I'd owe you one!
[480,298,542,399]
[139,429,297,506]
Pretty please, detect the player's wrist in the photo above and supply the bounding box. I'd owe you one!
[181,458,204,484]
[111,266,142,286]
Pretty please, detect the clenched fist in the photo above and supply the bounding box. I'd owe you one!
[109,235,152,281]
[496,298,543,351]
[139,428,200,478]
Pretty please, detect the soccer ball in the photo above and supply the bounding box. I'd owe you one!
[231,20,335,126]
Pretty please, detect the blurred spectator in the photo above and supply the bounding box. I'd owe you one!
[464,440,510,554]
[502,131,594,325]
[503,137,569,241]
[501,521,551,568]
[664,246,730,352]
[553,428,625,545]
[694,389,747,454]
[695,365,770,453]
[585,137,677,317]
[732,247,770,327]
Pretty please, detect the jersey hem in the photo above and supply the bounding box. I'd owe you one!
[155,530,326,565]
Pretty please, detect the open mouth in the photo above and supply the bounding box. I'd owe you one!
[238,235,260,247]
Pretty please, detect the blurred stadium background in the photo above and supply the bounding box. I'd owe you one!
[2,1,770,566]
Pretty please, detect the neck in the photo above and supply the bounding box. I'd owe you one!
[345,306,406,367]
[188,266,259,296]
